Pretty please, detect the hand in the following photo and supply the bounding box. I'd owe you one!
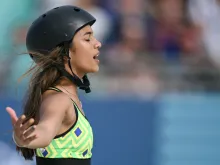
[6,107,38,147]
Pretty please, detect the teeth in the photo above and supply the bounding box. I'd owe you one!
[93,55,99,59]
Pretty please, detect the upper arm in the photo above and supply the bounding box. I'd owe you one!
[37,93,72,140]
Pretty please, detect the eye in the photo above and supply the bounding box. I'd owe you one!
[85,36,91,42]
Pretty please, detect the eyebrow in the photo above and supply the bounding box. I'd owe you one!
[83,31,93,36]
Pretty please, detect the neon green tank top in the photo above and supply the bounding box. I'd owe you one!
[35,87,93,159]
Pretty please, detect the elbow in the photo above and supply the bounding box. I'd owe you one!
[44,139,52,147]
[27,132,53,149]
[27,125,57,149]
[33,126,54,148]
[39,137,52,148]
[39,139,51,148]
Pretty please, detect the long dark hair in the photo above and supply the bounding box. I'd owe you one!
[16,46,66,160]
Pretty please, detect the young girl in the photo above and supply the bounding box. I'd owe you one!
[6,5,101,165]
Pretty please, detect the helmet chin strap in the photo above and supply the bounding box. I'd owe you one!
[57,42,91,93]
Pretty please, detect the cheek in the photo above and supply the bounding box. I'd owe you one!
[73,50,92,70]
[71,42,96,71]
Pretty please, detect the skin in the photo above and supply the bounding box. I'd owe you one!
[6,25,101,149]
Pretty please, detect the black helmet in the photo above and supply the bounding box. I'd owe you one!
[26,5,96,55]
[26,5,96,93]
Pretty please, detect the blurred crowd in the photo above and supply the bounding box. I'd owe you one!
[1,0,220,99]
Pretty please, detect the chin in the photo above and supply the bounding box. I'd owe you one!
[91,66,100,73]
[92,67,99,73]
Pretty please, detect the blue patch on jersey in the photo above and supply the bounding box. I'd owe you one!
[74,127,82,137]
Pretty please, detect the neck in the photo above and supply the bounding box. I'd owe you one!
[57,77,78,94]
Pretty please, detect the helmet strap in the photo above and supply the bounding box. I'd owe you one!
[61,42,91,93]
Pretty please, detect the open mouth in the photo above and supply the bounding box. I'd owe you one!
[93,54,99,60]
[93,54,100,63]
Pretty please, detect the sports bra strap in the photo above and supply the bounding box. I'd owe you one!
[48,86,85,117]
[48,86,62,92]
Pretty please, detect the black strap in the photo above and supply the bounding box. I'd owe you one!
[61,42,91,93]
[40,42,91,93]
[56,66,91,93]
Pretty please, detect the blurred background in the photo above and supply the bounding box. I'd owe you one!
[0,0,220,165]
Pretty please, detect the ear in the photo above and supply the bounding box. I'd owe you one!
[63,55,71,63]
[68,48,75,59]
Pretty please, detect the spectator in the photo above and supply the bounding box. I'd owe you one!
[102,14,147,75]
[146,0,201,61]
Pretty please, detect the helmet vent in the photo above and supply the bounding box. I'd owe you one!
[42,14,47,18]
[74,8,80,12]
[54,7,59,9]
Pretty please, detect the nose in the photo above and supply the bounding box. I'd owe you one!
[94,39,102,49]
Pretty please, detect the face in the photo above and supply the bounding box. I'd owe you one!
[67,25,101,77]
[158,0,183,24]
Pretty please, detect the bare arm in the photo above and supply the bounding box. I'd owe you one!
[24,93,72,149]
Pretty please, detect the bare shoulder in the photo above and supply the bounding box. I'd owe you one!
[40,90,72,112]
